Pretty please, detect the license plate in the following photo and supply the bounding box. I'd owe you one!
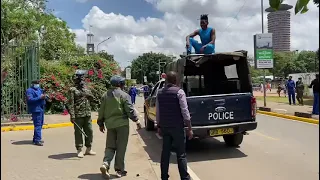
[209,128,234,136]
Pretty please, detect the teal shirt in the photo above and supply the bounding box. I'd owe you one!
[97,87,138,129]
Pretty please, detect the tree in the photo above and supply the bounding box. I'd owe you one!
[130,52,174,84]
[272,51,318,78]
[269,0,319,15]
[295,50,318,72]
[1,0,77,60]
[1,0,45,45]
[96,50,116,62]
[39,14,77,60]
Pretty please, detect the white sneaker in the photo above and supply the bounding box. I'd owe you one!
[84,147,96,155]
[77,150,84,158]
[100,164,110,179]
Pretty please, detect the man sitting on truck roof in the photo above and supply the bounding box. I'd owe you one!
[186,14,216,54]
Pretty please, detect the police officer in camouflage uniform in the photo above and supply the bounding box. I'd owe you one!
[296,77,304,105]
[98,75,142,179]
[69,70,97,158]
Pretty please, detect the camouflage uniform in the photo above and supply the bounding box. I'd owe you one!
[69,71,98,158]
[296,79,304,105]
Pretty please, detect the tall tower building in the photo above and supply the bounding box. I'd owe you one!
[86,27,95,54]
[265,4,293,52]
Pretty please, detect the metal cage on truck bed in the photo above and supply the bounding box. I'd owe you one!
[165,50,253,94]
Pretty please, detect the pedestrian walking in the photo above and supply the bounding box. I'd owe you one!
[143,82,150,99]
[260,83,264,93]
[68,70,97,158]
[309,74,319,115]
[286,76,296,105]
[296,77,305,105]
[97,75,142,179]
[277,83,282,97]
[156,71,193,180]
[283,81,287,97]
[26,80,47,146]
[128,84,137,104]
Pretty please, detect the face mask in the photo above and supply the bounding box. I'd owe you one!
[77,81,85,87]
[33,84,40,89]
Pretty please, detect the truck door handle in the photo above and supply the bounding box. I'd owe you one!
[214,99,225,105]
[214,99,225,102]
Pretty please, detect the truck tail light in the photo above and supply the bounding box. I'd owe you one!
[251,96,257,118]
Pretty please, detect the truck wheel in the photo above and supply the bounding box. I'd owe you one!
[223,133,243,147]
[144,111,155,131]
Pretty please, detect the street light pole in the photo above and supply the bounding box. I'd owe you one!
[261,0,267,107]
[97,37,111,52]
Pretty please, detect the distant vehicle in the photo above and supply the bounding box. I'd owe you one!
[144,51,257,147]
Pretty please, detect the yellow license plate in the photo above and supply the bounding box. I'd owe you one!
[209,128,234,136]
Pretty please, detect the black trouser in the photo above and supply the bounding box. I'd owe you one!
[160,127,190,180]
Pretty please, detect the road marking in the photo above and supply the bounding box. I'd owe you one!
[135,107,201,180]
[251,131,279,141]
[258,114,319,126]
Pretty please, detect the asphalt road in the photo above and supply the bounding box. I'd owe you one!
[135,97,319,180]
[1,96,319,180]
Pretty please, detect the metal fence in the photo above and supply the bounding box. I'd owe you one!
[1,45,40,122]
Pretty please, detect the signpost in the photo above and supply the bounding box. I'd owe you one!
[125,68,131,80]
[254,33,274,69]
[254,33,274,107]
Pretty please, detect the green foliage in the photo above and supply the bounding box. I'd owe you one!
[130,52,174,84]
[273,51,318,78]
[1,0,122,117]
[40,55,119,114]
[39,14,77,60]
[1,0,77,60]
[269,0,319,14]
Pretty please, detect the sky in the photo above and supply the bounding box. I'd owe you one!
[47,0,319,68]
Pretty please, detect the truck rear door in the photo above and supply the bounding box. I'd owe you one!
[187,93,254,126]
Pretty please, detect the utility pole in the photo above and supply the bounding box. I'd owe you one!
[261,0,267,107]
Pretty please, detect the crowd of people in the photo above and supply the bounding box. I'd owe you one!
[24,70,193,179]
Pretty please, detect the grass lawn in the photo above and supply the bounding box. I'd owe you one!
[255,96,314,106]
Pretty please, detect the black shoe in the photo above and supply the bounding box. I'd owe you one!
[33,142,43,146]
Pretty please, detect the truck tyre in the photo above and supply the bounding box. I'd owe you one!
[223,133,243,147]
[144,111,155,131]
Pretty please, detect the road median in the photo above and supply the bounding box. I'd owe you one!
[2,110,318,132]
[257,110,318,124]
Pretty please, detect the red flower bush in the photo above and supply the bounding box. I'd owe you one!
[40,56,120,114]
[61,109,69,115]
[88,69,94,76]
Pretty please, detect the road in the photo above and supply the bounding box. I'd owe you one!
[1,96,319,180]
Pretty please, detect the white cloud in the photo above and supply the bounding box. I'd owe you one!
[72,0,319,68]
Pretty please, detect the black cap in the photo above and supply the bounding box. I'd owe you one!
[31,79,40,84]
